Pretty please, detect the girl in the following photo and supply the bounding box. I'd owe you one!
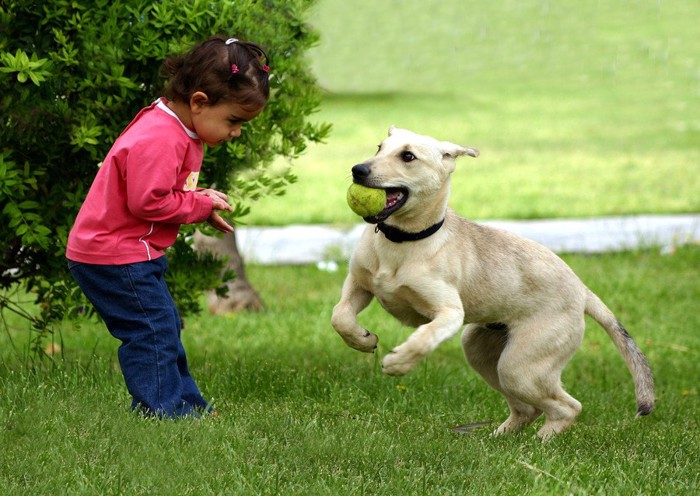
[66,36,271,417]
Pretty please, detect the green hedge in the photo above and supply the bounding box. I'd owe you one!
[0,0,330,340]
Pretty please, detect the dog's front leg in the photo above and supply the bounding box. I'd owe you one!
[331,274,379,353]
[382,287,464,376]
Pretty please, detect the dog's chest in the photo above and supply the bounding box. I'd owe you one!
[371,267,400,294]
[368,267,430,326]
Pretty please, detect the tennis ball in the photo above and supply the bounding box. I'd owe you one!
[346,184,386,217]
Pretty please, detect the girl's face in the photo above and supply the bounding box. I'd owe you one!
[189,93,264,147]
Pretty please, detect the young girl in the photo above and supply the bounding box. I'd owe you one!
[66,36,271,417]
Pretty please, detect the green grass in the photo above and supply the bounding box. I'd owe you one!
[242,0,700,225]
[2,1,698,493]
[2,246,699,494]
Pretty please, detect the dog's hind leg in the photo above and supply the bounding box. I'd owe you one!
[496,316,585,440]
[462,324,542,434]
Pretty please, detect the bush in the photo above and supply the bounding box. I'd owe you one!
[0,0,330,342]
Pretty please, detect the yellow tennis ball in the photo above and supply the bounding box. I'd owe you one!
[346,184,386,217]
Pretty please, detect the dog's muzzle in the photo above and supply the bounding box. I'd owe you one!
[351,163,371,182]
[350,163,409,223]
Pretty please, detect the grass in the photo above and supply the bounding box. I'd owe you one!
[2,1,699,493]
[241,0,700,225]
[2,245,699,494]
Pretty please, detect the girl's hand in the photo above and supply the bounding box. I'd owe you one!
[207,210,235,233]
[197,189,234,212]
[197,189,234,233]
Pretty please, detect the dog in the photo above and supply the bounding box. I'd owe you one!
[331,127,654,439]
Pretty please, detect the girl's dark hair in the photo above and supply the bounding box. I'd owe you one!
[162,35,270,110]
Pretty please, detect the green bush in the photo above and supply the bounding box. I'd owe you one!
[0,0,330,341]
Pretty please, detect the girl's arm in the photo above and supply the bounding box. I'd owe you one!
[124,140,213,225]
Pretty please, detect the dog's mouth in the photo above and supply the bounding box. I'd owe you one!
[364,187,409,223]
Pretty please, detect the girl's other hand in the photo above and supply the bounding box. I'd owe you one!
[197,189,234,212]
[207,210,235,233]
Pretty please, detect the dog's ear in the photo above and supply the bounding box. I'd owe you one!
[387,125,397,136]
[440,141,480,159]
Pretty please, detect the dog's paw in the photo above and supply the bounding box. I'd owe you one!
[342,328,378,353]
[493,407,542,436]
[493,421,517,437]
[381,346,422,376]
[536,418,576,441]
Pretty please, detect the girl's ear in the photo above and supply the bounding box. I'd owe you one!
[189,91,209,112]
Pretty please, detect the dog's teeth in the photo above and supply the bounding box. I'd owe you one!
[386,191,401,205]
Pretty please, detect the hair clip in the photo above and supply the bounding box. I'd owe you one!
[225,38,238,45]
[262,65,270,73]
[231,64,240,74]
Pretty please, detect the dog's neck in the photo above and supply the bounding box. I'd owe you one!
[376,219,445,243]
[376,182,449,243]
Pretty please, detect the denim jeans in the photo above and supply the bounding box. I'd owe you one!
[68,256,211,417]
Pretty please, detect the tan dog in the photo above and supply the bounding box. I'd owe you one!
[331,127,654,439]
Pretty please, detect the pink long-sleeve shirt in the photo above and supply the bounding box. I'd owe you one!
[66,98,213,264]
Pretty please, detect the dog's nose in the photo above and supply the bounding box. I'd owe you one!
[352,163,370,181]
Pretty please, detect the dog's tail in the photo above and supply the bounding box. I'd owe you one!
[584,288,655,416]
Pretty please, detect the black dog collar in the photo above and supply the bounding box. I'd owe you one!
[375,219,445,243]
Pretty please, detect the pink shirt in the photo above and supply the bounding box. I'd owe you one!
[66,98,213,264]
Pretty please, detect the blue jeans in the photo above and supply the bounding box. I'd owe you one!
[68,256,211,417]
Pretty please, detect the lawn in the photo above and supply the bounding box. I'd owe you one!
[2,0,699,494]
[1,246,699,494]
[241,0,700,226]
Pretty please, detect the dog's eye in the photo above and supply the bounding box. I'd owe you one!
[400,151,416,162]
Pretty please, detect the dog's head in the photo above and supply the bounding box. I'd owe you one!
[351,127,479,223]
